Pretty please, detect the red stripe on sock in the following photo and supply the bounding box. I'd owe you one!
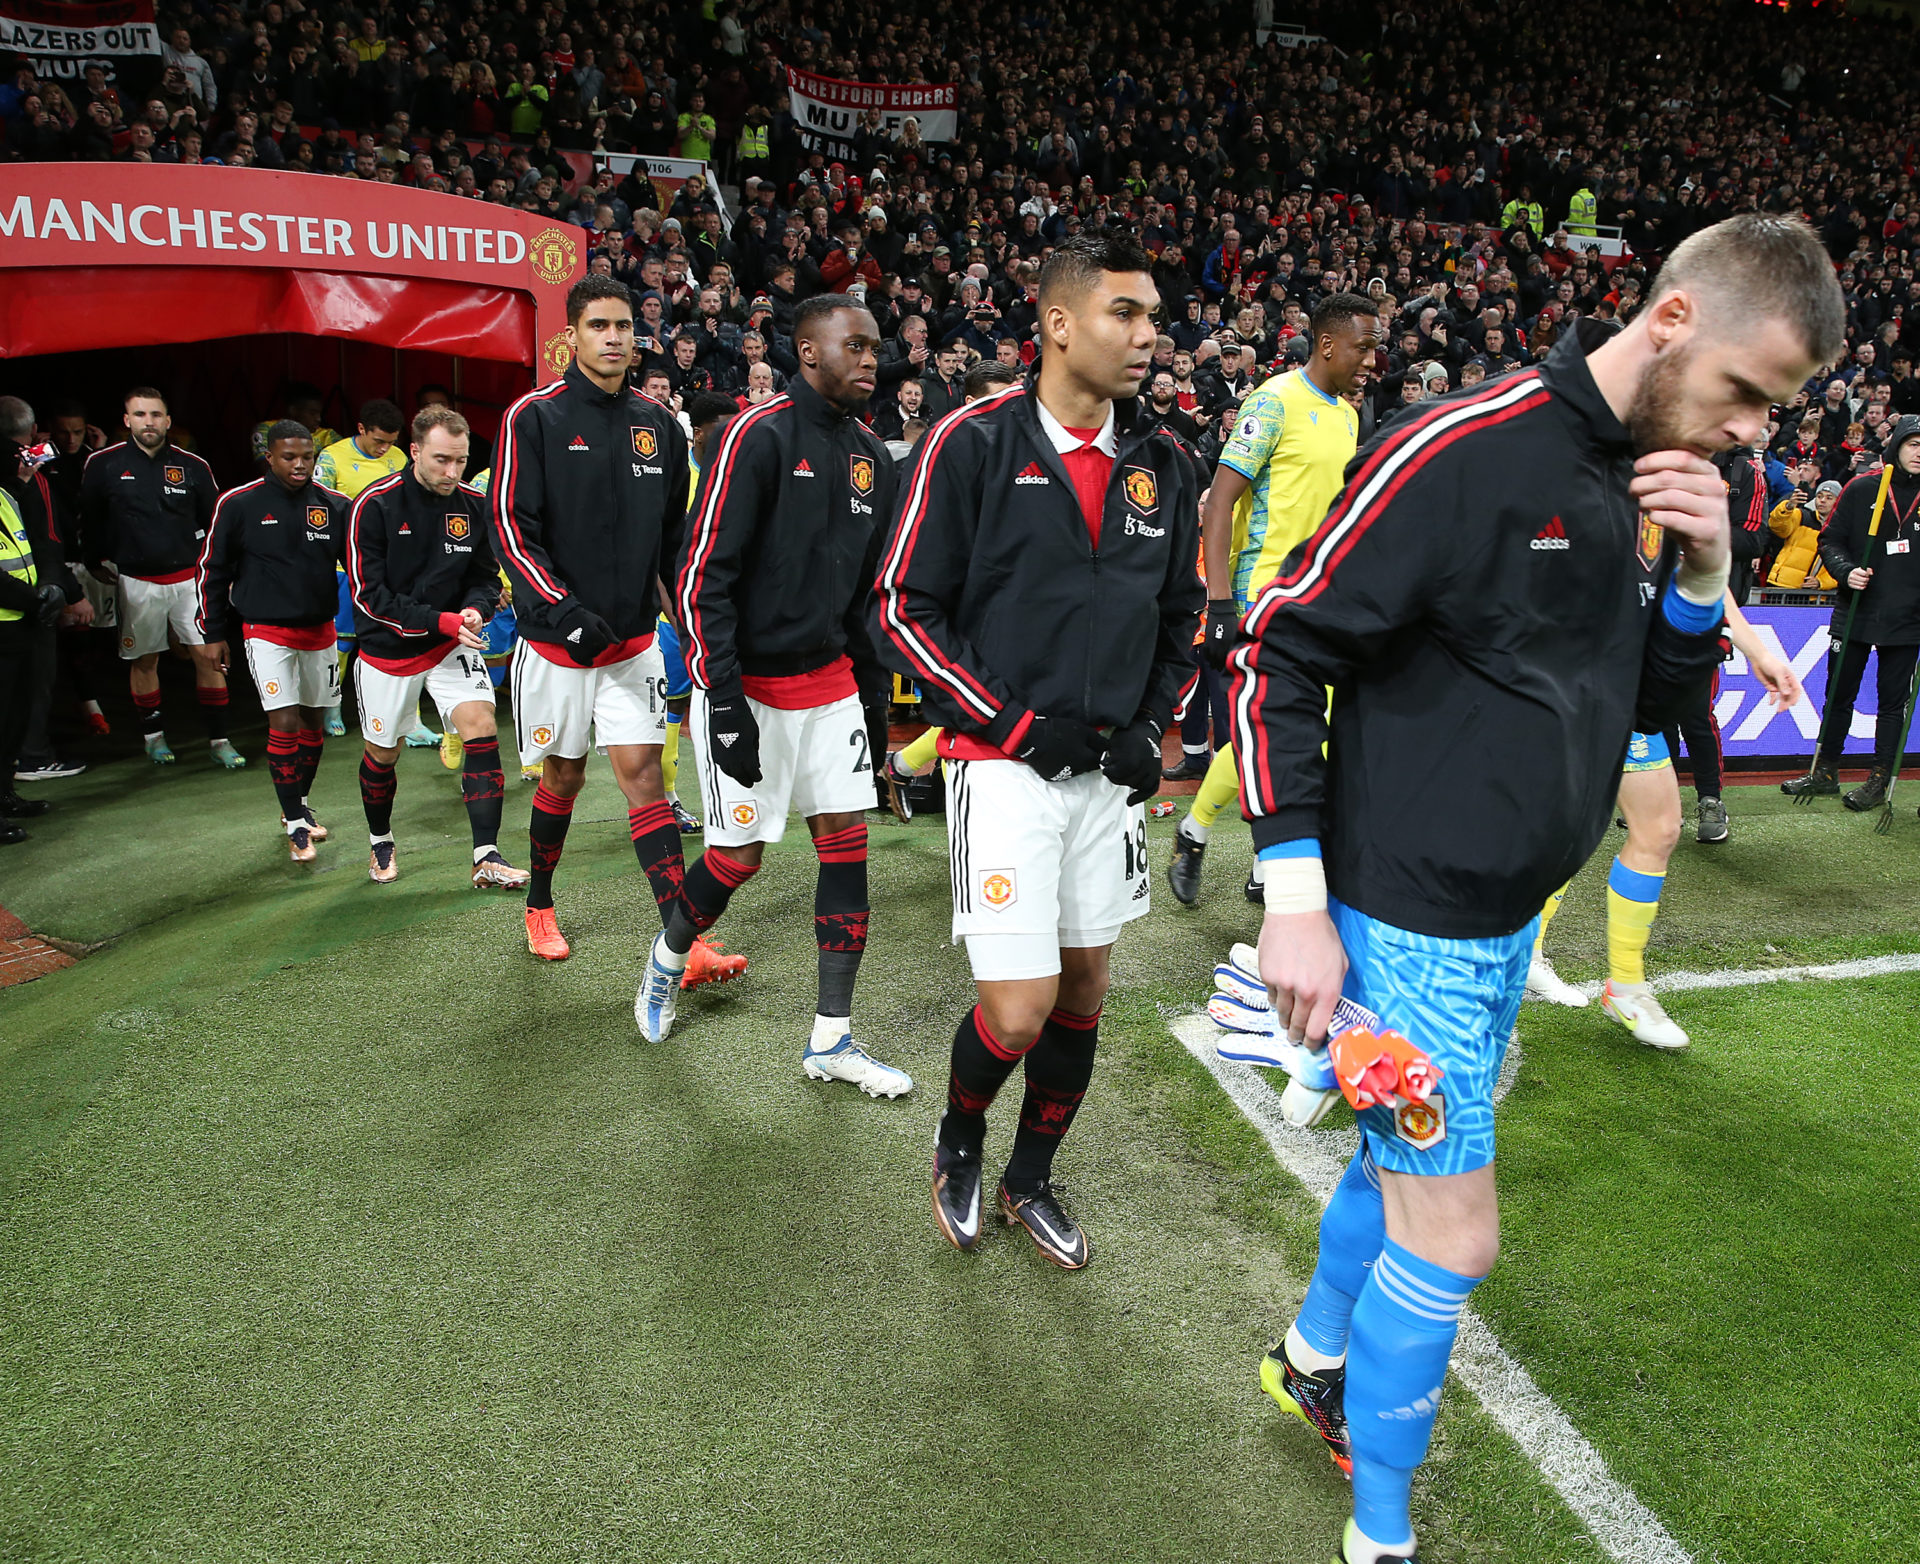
[705,848,760,889]
[629,800,676,839]
[196,687,229,705]
[1047,1005,1102,1031]
[532,785,577,816]
[266,732,299,754]
[132,689,161,711]
[295,729,323,745]
[362,756,395,776]
[975,1005,1024,1063]
[813,822,868,864]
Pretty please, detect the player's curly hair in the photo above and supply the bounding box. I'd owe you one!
[566,273,633,325]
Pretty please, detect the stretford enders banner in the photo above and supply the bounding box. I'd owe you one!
[1715,605,1916,761]
[0,163,580,380]
[784,67,956,162]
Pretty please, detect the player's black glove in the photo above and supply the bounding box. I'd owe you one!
[1101,715,1164,805]
[859,685,891,787]
[1202,598,1240,671]
[31,584,66,628]
[705,692,762,787]
[553,602,615,667]
[1009,713,1106,784]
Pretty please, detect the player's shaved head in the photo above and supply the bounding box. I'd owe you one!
[794,297,880,415]
[792,294,867,344]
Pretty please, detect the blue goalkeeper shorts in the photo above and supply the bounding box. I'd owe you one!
[1622,729,1671,773]
[1329,897,1534,1177]
[656,615,690,700]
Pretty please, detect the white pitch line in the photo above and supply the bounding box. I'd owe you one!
[1570,949,1920,1000]
[1173,1013,1694,1564]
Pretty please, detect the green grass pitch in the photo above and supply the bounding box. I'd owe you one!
[2,733,1915,1561]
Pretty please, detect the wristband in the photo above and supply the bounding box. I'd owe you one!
[1260,854,1328,915]
[1661,578,1723,635]
[437,611,465,638]
[1672,554,1731,607]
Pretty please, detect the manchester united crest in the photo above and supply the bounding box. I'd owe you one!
[542,330,574,376]
[1124,468,1158,513]
[164,464,185,486]
[529,227,579,287]
[633,427,658,459]
[1637,512,1663,571]
[306,505,330,529]
[445,514,470,541]
[849,454,875,496]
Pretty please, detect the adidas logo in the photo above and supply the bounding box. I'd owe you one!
[792,458,814,477]
[567,628,583,643]
[1530,517,1570,551]
[568,436,590,451]
[1015,462,1050,485]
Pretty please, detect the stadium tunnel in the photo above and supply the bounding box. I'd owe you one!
[0,161,582,476]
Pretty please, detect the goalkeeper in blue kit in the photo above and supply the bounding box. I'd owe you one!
[1229,215,1842,1563]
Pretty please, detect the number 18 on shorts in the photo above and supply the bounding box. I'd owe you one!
[946,758,1150,982]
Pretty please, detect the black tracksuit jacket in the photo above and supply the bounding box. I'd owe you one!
[1819,465,1920,646]
[196,476,348,643]
[346,469,499,666]
[491,363,691,652]
[1230,320,1725,940]
[869,377,1204,737]
[79,440,219,579]
[677,373,896,698]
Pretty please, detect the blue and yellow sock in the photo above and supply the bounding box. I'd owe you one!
[1345,1238,1485,1550]
[1606,856,1665,987]
[660,715,680,796]
[1291,1143,1384,1365]
[1533,879,1571,956]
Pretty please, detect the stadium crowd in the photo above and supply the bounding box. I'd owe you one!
[7,0,1920,821]
[3,0,1919,456]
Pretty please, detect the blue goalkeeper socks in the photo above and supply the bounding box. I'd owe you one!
[1293,1143,1385,1363]
[1345,1237,1485,1548]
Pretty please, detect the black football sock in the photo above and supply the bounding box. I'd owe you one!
[196,683,230,742]
[358,754,396,839]
[628,800,686,928]
[294,727,325,808]
[133,686,163,739]
[938,1004,1028,1160]
[460,736,506,853]
[1003,1004,1101,1194]
[266,730,305,822]
[812,822,869,1019]
[527,784,576,910]
[664,847,759,955]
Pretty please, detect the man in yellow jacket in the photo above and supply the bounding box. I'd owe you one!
[1767,477,1840,589]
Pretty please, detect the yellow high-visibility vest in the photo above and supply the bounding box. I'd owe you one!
[0,488,38,623]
